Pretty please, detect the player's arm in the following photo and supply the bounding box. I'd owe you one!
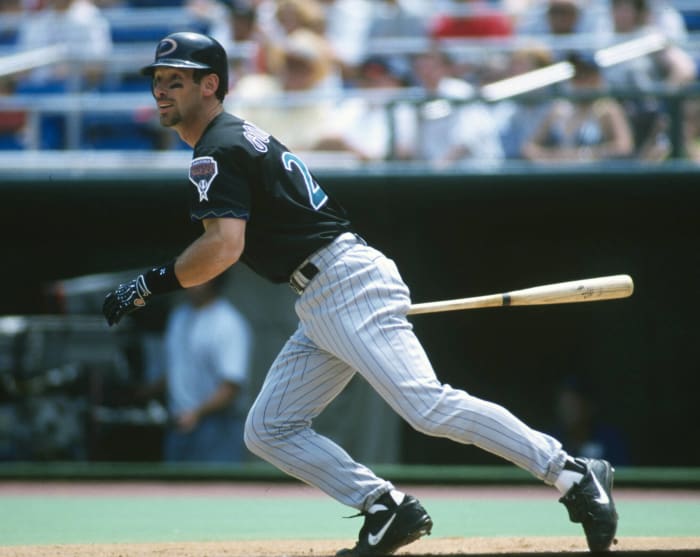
[175,217,245,287]
[102,217,246,326]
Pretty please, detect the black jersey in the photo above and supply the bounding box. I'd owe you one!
[188,112,353,283]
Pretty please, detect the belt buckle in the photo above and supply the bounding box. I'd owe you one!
[289,261,319,295]
[289,273,304,295]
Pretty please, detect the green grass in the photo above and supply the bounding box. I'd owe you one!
[0,494,698,545]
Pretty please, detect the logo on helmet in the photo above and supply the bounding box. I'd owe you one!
[157,38,178,59]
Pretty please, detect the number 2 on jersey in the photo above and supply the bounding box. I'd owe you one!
[282,152,328,211]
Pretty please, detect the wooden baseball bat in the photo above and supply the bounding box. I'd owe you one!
[407,274,634,316]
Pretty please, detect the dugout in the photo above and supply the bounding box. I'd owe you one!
[0,160,698,468]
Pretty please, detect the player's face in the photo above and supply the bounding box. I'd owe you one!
[151,68,204,128]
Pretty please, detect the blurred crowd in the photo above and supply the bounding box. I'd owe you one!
[0,0,699,163]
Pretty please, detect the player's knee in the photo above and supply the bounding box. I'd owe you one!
[243,411,268,456]
[243,408,297,456]
[402,384,470,437]
[405,413,446,437]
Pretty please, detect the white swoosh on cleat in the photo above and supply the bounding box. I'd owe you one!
[368,513,396,546]
[591,471,610,505]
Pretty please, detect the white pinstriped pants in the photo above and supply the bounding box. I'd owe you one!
[244,233,568,510]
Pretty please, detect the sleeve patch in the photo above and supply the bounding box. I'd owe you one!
[189,156,219,201]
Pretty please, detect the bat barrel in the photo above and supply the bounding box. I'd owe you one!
[407,274,634,316]
[508,274,634,306]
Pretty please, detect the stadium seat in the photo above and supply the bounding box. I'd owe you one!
[81,113,160,150]
[14,80,70,149]
[681,8,700,31]
[0,132,24,150]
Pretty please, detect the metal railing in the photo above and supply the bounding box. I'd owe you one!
[0,27,698,161]
[1,79,698,159]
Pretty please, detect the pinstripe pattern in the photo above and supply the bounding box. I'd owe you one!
[245,234,568,510]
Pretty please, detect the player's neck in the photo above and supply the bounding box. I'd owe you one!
[178,103,224,147]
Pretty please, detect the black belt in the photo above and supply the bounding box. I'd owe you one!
[289,260,320,295]
[288,233,365,295]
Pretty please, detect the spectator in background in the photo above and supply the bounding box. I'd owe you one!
[684,98,700,162]
[541,0,582,35]
[15,0,113,90]
[522,52,634,163]
[223,0,266,80]
[429,0,513,39]
[0,0,23,45]
[226,28,338,152]
[502,0,539,26]
[0,76,27,149]
[514,0,687,44]
[258,0,344,90]
[317,0,374,82]
[0,0,22,12]
[602,0,697,161]
[642,0,691,44]
[188,1,237,44]
[312,54,417,162]
[274,0,326,34]
[407,49,504,166]
[515,0,611,48]
[489,43,557,159]
[606,0,696,90]
[196,0,267,84]
[149,273,253,463]
[365,0,428,45]
[265,26,337,91]
[220,0,260,44]
[549,375,631,466]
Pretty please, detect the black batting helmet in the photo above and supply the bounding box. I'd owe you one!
[141,32,229,100]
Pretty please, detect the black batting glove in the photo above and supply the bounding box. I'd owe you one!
[102,274,151,326]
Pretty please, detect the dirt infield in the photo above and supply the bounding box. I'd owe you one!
[1,537,699,557]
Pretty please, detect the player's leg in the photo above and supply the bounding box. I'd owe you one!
[299,242,566,483]
[244,323,394,509]
[298,241,617,552]
[245,318,435,556]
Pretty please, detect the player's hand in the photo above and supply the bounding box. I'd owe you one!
[102,275,151,326]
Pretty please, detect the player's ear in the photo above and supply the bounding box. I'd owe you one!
[201,73,219,98]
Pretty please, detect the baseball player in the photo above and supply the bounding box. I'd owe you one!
[102,32,618,555]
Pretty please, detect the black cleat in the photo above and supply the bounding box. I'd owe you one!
[559,458,618,552]
[336,491,433,557]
